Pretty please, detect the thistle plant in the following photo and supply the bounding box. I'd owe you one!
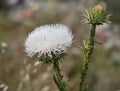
[24,24,73,91]
[79,4,110,91]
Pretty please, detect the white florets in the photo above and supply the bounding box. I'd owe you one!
[24,24,73,58]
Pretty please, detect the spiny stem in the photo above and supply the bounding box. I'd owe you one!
[53,60,66,91]
[79,24,96,91]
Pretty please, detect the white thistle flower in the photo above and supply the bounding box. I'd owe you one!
[24,24,73,61]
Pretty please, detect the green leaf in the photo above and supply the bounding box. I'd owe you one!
[83,40,89,49]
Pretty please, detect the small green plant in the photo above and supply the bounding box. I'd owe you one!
[79,4,110,91]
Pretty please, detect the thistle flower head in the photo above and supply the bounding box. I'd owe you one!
[24,24,73,63]
[84,4,110,25]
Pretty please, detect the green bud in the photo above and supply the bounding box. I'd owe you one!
[84,4,110,25]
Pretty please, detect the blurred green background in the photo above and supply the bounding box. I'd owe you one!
[0,0,120,91]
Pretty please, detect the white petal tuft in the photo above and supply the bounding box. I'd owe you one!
[24,24,73,58]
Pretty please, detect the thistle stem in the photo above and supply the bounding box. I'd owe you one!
[53,60,66,91]
[79,24,96,91]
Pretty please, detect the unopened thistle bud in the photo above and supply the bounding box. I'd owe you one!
[84,4,110,25]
